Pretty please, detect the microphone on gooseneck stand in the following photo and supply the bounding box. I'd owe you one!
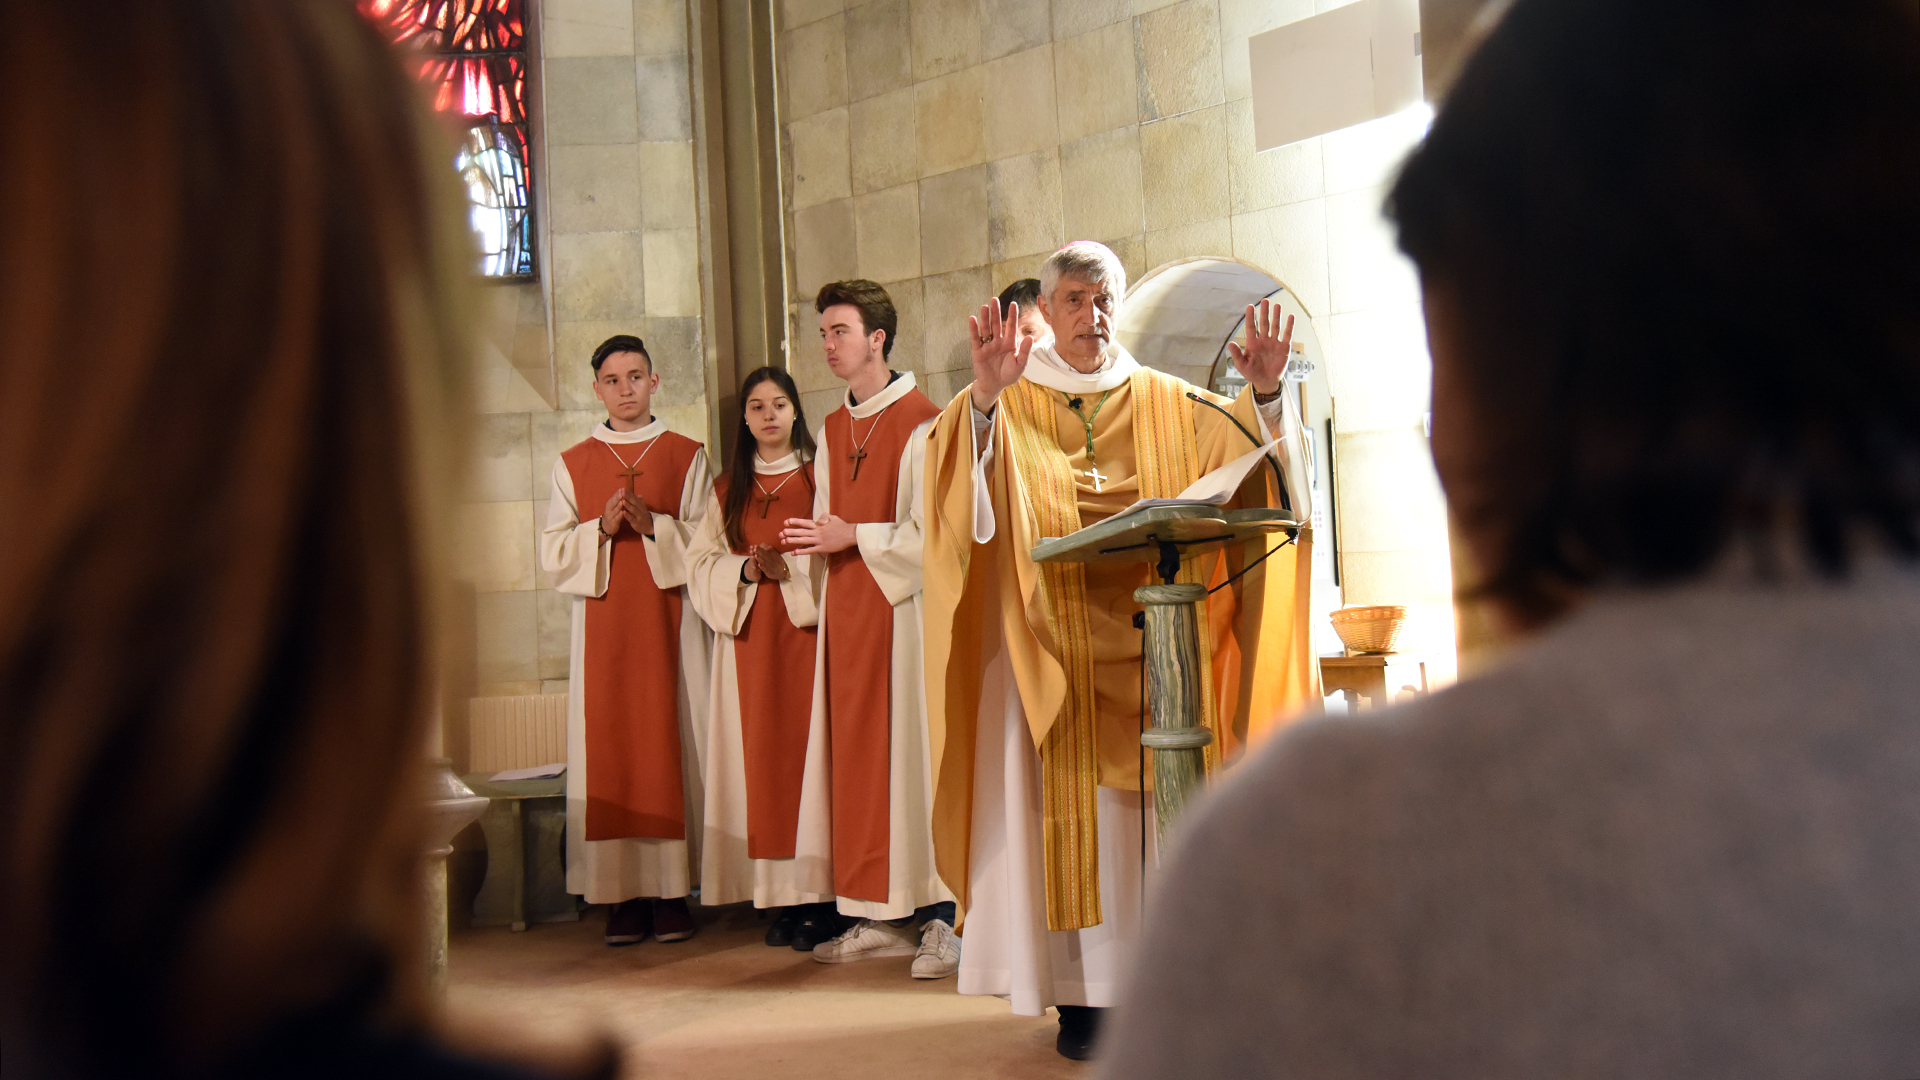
[1186,392,1291,515]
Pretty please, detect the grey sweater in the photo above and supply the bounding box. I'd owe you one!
[1101,571,1920,1079]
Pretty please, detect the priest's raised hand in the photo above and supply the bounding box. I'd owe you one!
[968,298,1036,413]
[1225,297,1296,396]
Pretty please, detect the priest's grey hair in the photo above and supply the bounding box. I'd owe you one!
[1041,241,1127,309]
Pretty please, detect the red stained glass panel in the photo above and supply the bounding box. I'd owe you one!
[361,0,535,277]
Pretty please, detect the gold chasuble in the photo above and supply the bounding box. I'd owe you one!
[923,361,1319,933]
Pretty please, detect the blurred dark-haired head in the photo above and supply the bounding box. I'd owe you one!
[1391,0,1920,623]
[0,0,476,1075]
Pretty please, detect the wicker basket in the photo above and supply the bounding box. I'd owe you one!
[1330,605,1409,654]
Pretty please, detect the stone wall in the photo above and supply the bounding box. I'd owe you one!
[450,0,712,723]
[773,0,1456,667]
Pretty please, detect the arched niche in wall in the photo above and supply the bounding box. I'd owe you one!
[1119,256,1345,652]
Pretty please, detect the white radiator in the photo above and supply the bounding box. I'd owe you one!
[468,693,568,773]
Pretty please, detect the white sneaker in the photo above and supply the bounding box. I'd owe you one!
[911,919,960,979]
[811,918,918,964]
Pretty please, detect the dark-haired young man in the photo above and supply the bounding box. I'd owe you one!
[539,334,714,947]
[999,278,1050,345]
[780,280,959,978]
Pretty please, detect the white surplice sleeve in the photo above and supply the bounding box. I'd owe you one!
[807,423,831,522]
[643,447,710,589]
[686,491,753,635]
[970,400,998,544]
[854,418,934,606]
[1249,388,1313,522]
[781,546,822,627]
[539,457,610,598]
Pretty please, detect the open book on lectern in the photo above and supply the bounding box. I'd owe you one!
[1032,437,1299,567]
[1113,438,1284,517]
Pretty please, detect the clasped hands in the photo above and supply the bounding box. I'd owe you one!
[741,544,790,583]
[600,488,650,540]
[779,514,857,556]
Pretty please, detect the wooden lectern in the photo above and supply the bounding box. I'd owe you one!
[1031,504,1300,846]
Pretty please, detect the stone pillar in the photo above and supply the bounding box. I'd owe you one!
[425,759,488,996]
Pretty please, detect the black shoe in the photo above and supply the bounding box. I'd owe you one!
[1056,1005,1106,1061]
[764,906,800,947]
[790,904,842,952]
[604,898,652,946]
[653,897,697,942]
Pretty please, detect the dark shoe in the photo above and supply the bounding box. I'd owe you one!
[764,906,800,947]
[790,904,842,951]
[653,897,697,942]
[604,898,652,946]
[1056,1005,1105,1061]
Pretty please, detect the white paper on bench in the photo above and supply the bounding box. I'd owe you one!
[489,763,567,782]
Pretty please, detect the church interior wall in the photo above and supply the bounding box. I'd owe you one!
[448,0,715,767]
[772,0,1457,675]
[444,0,1462,766]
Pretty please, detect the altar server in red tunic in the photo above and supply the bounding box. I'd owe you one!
[687,367,840,949]
[782,281,959,979]
[539,335,713,946]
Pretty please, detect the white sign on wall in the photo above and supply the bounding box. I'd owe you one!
[1249,0,1423,152]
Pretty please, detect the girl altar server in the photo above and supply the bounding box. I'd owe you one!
[687,367,840,947]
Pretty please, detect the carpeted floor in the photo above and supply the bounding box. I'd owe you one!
[446,902,1087,1079]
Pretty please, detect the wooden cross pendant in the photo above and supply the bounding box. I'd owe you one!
[848,446,868,481]
[1087,465,1108,493]
[616,464,643,494]
[755,490,778,517]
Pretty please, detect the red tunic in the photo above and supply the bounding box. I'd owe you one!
[821,385,942,901]
[716,464,819,860]
[560,430,702,841]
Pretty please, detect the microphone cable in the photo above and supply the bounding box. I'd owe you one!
[1185,391,1290,515]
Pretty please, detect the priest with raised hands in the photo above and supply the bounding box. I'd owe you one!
[920,242,1319,1060]
[539,334,714,948]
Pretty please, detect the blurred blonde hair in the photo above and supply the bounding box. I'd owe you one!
[0,0,475,1074]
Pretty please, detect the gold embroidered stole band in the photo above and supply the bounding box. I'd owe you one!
[1003,379,1103,932]
[1001,369,1224,932]
[1128,370,1223,772]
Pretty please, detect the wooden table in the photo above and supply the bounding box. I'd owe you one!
[1320,654,1432,712]
[462,773,577,931]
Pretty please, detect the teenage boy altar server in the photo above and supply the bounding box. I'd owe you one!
[782,280,960,979]
[539,334,714,946]
[686,367,840,947]
[921,242,1319,1059]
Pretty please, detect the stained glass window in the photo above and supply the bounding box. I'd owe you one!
[361,0,536,279]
